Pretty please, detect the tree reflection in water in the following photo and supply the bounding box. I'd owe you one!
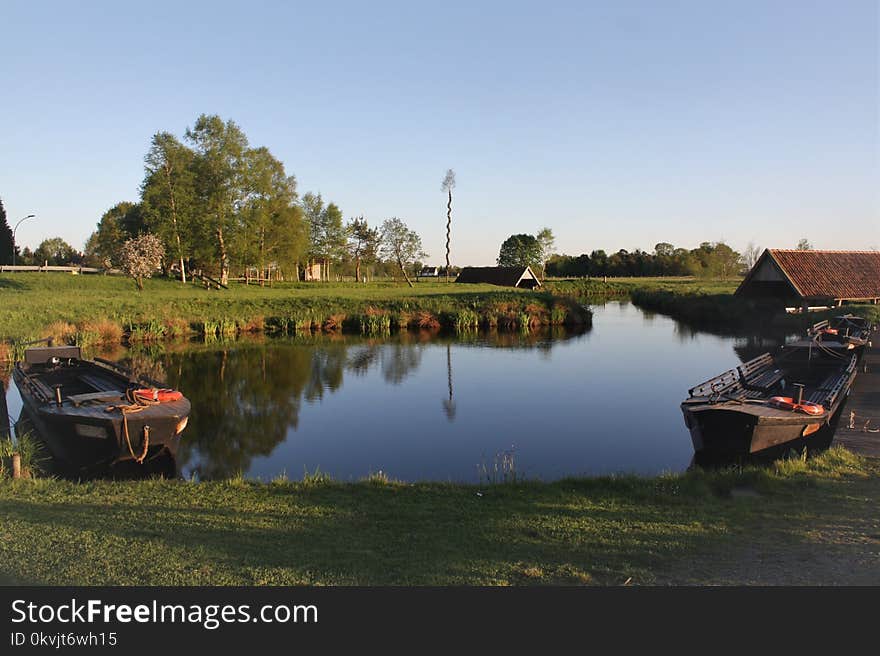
[442,344,456,421]
[112,328,585,480]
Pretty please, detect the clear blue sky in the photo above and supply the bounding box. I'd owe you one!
[1,0,877,265]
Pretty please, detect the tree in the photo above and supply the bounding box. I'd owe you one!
[142,132,197,283]
[742,242,762,271]
[302,192,346,280]
[347,216,380,282]
[380,217,427,287]
[119,234,165,290]
[797,238,813,250]
[0,197,13,265]
[654,242,674,258]
[185,114,249,285]
[83,202,142,268]
[34,237,78,266]
[238,146,307,283]
[497,233,542,269]
[320,202,347,280]
[441,169,455,282]
[536,227,555,279]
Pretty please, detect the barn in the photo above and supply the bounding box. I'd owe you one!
[455,266,542,289]
[735,249,880,309]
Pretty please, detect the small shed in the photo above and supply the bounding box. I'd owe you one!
[736,249,880,308]
[455,266,542,289]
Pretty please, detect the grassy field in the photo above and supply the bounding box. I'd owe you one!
[547,276,880,334]
[0,447,876,585]
[0,273,590,347]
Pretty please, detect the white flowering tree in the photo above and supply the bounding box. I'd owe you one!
[120,234,165,290]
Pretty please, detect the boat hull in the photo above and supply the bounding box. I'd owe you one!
[12,354,189,476]
[681,346,857,460]
[682,402,841,458]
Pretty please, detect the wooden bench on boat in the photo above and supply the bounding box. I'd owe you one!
[79,373,119,393]
[738,353,784,393]
[688,353,785,402]
[688,367,741,398]
[806,355,857,406]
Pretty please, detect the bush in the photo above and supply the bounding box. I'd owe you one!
[119,234,164,291]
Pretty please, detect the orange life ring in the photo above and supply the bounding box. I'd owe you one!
[769,396,824,415]
[134,388,183,403]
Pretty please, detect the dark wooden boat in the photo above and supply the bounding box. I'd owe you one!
[681,343,857,458]
[12,345,190,472]
[806,314,873,353]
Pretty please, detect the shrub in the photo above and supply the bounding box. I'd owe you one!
[119,234,164,291]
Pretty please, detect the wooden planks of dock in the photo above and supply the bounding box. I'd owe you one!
[833,328,880,457]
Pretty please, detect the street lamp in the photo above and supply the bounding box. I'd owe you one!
[11,214,35,267]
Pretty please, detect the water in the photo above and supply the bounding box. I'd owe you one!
[3,302,789,482]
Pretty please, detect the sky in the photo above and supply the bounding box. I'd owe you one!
[1,0,877,265]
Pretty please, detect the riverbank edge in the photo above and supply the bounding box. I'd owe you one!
[0,446,876,585]
[0,285,592,361]
[545,278,880,334]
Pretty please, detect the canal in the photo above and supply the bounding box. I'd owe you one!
[3,301,789,482]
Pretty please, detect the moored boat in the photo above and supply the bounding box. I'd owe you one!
[681,342,857,459]
[806,314,873,353]
[12,345,190,473]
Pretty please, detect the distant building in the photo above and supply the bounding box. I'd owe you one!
[736,249,880,309]
[455,266,542,289]
[303,262,322,281]
[418,266,440,278]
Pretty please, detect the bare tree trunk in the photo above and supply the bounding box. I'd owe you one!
[355,255,362,283]
[398,259,414,287]
[217,226,229,286]
[163,161,186,284]
[259,227,265,287]
[445,189,452,283]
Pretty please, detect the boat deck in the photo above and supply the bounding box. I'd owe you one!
[833,327,880,457]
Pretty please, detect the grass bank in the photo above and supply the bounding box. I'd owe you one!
[0,274,590,350]
[546,277,879,335]
[0,447,876,585]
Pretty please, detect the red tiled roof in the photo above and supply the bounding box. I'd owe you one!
[768,250,880,300]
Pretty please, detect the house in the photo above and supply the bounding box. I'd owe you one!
[302,262,322,281]
[418,266,440,278]
[735,249,880,309]
[455,266,542,289]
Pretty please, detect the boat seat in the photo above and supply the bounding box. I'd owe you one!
[742,369,784,392]
[79,373,122,393]
[805,371,846,406]
[738,354,784,392]
[68,391,125,407]
[689,368,740,398]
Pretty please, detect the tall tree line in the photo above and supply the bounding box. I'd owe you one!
[86,114,310,284]
[83,114,426,284]
[545,241,745,279]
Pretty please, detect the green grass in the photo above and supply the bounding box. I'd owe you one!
[548,276,879,335]
[0,447,876,585]
[0,273,591,344]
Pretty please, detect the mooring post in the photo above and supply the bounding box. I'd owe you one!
[0,378,10,441]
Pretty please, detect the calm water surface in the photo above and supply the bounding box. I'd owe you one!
[4,302,787,482]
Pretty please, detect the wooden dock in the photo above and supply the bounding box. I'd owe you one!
[833,328,880,457]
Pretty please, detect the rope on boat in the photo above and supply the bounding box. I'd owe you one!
[809,334,848,360]
[105,388,159,464]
